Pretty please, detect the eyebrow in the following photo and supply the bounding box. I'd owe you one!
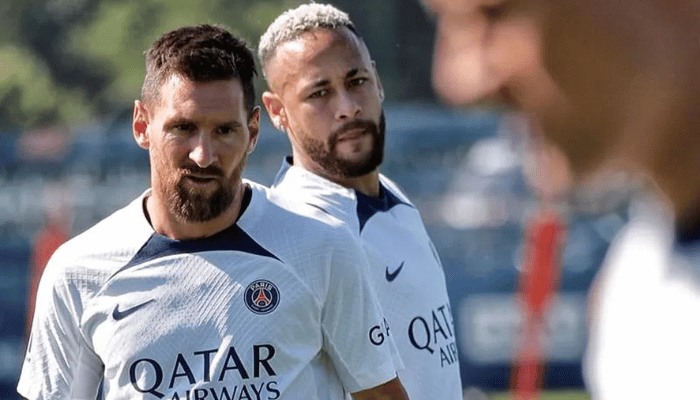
[164,118,244,130]
[219,120,245,128]
[310,68,369,87]
[163,118,193,130]
[346,68,367,79]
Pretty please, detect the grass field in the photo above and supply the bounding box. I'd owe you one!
[487,390,590,400]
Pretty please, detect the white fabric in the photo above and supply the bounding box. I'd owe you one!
[18,181,397,400]
[584,191,700,399]
[273,159,463,400]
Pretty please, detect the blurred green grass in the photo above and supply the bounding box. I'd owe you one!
[487,390,590,400]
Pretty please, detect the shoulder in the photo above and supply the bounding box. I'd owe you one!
[57,194,152,263]
[242,181,367,291]
[252,179,348,229]
[42,194,153,295]
[244,181,362,256]
[245,180,348,237]
[272,167,361,230]
[379,174,414,207]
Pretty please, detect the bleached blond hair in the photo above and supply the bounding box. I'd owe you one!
[258,3,360,80]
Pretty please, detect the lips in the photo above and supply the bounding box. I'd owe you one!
[337,128,368,142]
[182,173,221,186]
[180,165,223,184]
[186,175,216,183]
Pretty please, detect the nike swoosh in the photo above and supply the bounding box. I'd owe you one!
[112,299,155,320]
[385,261,405,282]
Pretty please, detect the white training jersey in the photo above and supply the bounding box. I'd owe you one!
[18,180,397,400]
[272,158,463,400]
[584,191,700,399]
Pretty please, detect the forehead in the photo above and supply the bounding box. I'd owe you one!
[156,75,246,119]
[268,27,372,90]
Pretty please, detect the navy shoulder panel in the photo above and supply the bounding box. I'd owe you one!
[356,183,412,232]
[124,224,281,269]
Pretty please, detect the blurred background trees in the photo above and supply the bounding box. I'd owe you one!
[0,0,436,130]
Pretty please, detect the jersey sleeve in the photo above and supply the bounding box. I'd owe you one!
[17,252,103,400]
[319,226,399,393]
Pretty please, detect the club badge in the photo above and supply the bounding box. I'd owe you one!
[244,279,280,314]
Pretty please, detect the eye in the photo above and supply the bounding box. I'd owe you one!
[172,123,196,133]
[349,77,368,88]
[217,125,236,135]
[308,89,329,99]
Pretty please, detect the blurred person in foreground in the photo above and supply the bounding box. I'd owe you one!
[259,3,462,399]
[422,0,700,398]
[17,23,408,400]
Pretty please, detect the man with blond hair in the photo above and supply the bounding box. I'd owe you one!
[259,4,463,399]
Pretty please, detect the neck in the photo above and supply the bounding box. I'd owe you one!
[340,172,381,197]
[295,157,381,197]
[145,182,247,240]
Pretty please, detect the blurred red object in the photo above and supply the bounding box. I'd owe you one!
[26,216,68,336]
[511,212,565,400]
[16,125,71,162]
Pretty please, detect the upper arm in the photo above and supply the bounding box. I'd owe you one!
[351,378,410,400]
[17,259,102,400]
[320,228,399,392]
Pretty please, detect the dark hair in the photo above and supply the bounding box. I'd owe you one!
[141,24,257,116]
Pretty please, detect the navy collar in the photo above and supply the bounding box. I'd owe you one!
[356,184,411,232]
[123,185,278,270]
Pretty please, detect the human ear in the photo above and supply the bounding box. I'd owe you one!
[247,106,261,154]
[262,91,288,133]
[133,100,151,150]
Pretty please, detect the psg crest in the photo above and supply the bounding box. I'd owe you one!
[244,279,280,314]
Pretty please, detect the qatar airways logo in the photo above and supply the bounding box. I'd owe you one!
[408,303,459,367]
[129,344,279,399]
[369,317,391,346]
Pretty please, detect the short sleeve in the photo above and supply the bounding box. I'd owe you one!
[17,255,103,400]
[320,228,399,393]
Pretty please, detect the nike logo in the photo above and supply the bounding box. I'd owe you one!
[112,299,155,320]
[385,261,405,282]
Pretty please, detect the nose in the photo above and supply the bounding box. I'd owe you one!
[189,132,217,168]
[335,89,361,120]
[432,15,500,106]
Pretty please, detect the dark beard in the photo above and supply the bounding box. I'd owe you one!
[167,163,241,222]
[302,111,385,178]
